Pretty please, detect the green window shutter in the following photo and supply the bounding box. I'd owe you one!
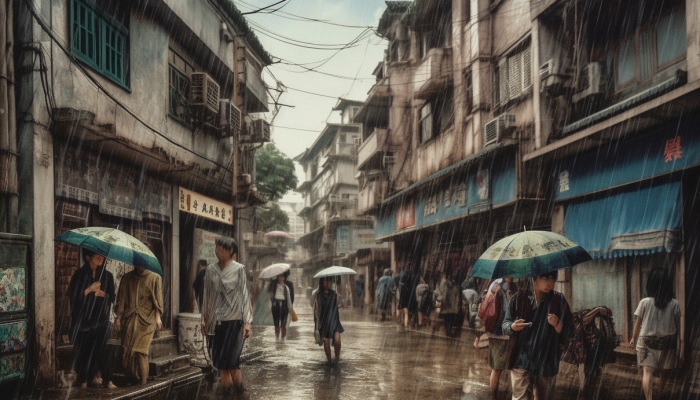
[71,0,100,69]
[103,22,125,84]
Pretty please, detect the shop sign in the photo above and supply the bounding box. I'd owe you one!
[396,199,415,230]
[178,188,233,225]
[351,228,387,250]
[336,225,350,254]
[476,169,490,201]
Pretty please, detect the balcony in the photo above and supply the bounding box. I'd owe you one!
[414,48,453,99]
[358,179,388,215]
[357,128,390,170]
[324,141,357,158]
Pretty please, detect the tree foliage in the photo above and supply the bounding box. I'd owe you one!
[254,202,290,234]
[255,143,298,202]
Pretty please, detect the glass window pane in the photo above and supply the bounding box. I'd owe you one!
[639,28,654,79]
[617,39,636,86]
[657,9,686,66]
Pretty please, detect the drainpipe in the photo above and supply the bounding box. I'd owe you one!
[0,0,18,232]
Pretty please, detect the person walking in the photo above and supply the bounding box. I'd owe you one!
[503,272,573,400]
[439,274,462,337]
[478,278,510,400]
[314,276,344,364]
[67,249,117,389]
[355,275,365,308]
[269,274,292,340]
[376,269,394,321]
[415,277,431,326]
[630,267,681,400]
[398,269,414,327]
[200,237,252,392]
[114,264,163,385]
[462,277,481,328]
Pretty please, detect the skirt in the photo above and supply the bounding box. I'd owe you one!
[212,320,245,370]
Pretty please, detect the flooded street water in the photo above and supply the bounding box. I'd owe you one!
[198,300,676,400]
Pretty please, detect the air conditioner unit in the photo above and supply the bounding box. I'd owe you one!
[383,155,396,169]
[248,119,271,143]
[572,62,604,103]
[484,114,516,146]
[190,73,220,114]
[219,99,242,136]
[539,59,560,80]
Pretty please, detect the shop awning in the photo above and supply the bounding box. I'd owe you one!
[564,180,683,259]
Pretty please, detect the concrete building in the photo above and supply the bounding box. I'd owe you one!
[358,0,700,367]
[0,0,273,390]
[295,99,388,303]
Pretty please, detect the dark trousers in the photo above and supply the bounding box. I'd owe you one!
[72,323,113,385]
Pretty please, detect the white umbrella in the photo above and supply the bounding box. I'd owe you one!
[313,266,356,279]
[258,263,291,280]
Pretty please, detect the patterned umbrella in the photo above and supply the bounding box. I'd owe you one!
[54,227,162,275]
[470,231,591,279]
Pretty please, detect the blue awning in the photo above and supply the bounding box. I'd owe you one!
[564,180,683,259]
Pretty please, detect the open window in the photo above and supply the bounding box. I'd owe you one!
[419,86,454,143]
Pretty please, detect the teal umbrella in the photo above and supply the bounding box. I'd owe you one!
[55,227,162,275]
[470,231,591,279]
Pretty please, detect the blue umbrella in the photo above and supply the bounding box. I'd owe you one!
[55,227,162,275]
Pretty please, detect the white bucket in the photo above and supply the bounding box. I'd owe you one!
[177,313,209,367]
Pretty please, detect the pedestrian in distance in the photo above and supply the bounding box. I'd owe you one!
[415,277,431,327]
[114,263,163,386]
[355,275,365,308]
[376,269,394,321]
[478,278,510,400]
[314,276,344,365]
[191,259,208,313]
[503,272,573,400]
[67,249,117,389]
[398,269,414,328]
[462,277,481,328]
[439,273,462,337]
[630,267,681,400]
[200,237,252,392]
[269,274,292,340]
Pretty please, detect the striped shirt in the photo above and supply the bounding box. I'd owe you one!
[201,260,252,335]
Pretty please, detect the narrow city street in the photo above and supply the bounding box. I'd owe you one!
[199,301,668,400]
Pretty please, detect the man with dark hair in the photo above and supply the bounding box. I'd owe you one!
[503,272,573,400]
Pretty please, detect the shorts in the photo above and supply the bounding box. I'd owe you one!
[271,300,289,328]
[211,320,245,370]
[488,337,509,370]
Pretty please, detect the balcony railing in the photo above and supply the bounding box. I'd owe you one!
[325,141,357,158]
[357,128,389,170]
[414,47,453,99]
[358,179,388,214]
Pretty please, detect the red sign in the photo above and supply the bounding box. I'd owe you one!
[664,136,682,162]
[396,199,415,230]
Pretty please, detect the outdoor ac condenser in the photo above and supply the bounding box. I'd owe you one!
[572,62,604,103]
[249,119,271,142]
[190,72,220,114]
[484,114,516,146]
[219,99,242,136]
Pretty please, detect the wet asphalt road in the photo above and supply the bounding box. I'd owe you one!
[199,300,671,400]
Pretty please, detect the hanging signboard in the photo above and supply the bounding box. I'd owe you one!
[178,188,233,225]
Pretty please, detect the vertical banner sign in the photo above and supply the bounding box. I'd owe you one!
[178,187,234,225]
[396,199,415,230]
[337,225,350,254]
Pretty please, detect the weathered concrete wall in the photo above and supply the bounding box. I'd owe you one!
[492,0,531,57]
[686,0,700,82]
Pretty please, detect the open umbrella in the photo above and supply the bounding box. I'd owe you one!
[264,230,292,239]
[470,230,591,279]
[258,263,291,280]
[313,266,356,279]
[54,227,162,275]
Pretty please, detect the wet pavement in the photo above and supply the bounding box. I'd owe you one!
[199,300,691,400]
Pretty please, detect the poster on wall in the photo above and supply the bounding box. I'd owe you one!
[99,166,142,221]
[396,199,415,230]
[193,228,220,267]
[0,268,26,313]
[179,188,233,225]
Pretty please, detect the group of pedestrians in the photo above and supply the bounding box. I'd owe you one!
[67,249,163,389]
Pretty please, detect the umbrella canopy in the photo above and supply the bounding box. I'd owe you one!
[264,230,292,239]
[313,266,357,279]
[54,227,162,275]
[258,263,291,280]
[470,231,591,279]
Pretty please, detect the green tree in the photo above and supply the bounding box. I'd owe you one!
[254,202,290,233]
[255,143,298,201]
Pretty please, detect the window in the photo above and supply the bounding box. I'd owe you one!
[169,67,189,124]
[419,86,454,143]
[614,7,686,89]
[71,0,129,87]
[494,45,532,107]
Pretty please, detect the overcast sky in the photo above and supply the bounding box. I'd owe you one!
[234,0,389,202]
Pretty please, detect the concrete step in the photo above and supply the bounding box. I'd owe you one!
[149,354,193,377]
[149,332,178,360]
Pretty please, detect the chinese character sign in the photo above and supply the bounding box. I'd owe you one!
[664,136,682,162]
[178,187,234,225]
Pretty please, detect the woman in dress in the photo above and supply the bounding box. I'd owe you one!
[630,267,681,400]
[269,274,292,340]
[314,276,344,364]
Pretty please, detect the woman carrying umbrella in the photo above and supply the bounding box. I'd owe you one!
[67,249,116,389]
[376,269,394,321]
[268,273,292,340]
[314,276,344,365]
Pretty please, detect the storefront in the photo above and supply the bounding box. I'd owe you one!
[553,115,700,343]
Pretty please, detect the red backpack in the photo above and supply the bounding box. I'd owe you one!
[478,290,501,332]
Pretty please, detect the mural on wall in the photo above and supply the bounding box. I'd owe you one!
[0,320,27,353]
[0,268,26,313]
[0,353,25,381]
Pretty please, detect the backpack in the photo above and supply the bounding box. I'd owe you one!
[478,290,500,332]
